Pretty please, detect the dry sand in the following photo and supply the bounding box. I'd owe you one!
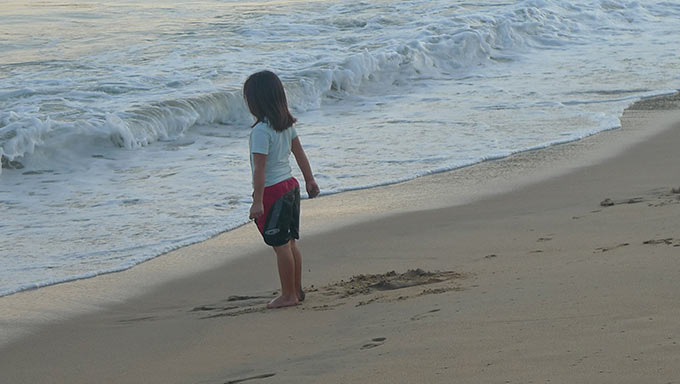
[1,94,680,383]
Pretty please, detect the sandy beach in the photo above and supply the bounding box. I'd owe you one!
[2,93,680,383]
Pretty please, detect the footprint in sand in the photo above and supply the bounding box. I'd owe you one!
[307,269,467,311]
[600,188,680,208]
[600,197,645,207]
[600,198,615,207]
[116,315,157,324]
[324,269,464,303]
[643,238,679,246]
[192,270,465,317]
[594,243,630,253]
[225,373,276,384]
[361,337,387,350]
[227,295,275,302]
[411,308,441,321]
[191,293,275,319]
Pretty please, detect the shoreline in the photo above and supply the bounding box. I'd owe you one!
[2,93,680,382]
[2,93,678,334]
[2,90,676,300]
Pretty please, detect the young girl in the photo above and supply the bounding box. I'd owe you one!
[243,70,320,309]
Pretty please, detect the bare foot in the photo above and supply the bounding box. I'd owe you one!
[267,295,299,309]
[298,289,306,302]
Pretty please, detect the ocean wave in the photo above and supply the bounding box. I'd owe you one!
[0,90,254,172]
[107,91,251,149]
[1,0,679,298]
[0,0,670,173]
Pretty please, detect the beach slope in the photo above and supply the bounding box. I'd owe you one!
[1,94,680,383]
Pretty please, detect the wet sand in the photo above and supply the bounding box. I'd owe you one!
[1,94,680,383]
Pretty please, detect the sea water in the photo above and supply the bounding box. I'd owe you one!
[1,0,679,297]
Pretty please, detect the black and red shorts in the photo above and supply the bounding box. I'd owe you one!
[255,177,300,247]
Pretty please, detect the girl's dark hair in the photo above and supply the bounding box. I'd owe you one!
[243,70,296,132]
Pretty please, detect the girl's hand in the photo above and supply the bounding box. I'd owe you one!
[249,202,264,220]
[306,180,320,198]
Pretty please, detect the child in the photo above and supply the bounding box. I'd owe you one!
[243,70,320,309]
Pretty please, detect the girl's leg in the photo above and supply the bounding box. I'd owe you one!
[290,239,304,301]
[268,242,299,309]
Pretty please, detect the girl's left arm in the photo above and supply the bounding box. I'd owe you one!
[291,137,320,198]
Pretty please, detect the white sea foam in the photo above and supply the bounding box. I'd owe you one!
[1,0,679,296]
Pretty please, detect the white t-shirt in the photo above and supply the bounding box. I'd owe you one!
[249,120,298,187]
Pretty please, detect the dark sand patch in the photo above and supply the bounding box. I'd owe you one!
[308,269,466,310]
[626,91,680,110]
[327,269,463,298]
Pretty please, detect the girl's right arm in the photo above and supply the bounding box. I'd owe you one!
[291,137,320,198]
[249,153,267,220]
